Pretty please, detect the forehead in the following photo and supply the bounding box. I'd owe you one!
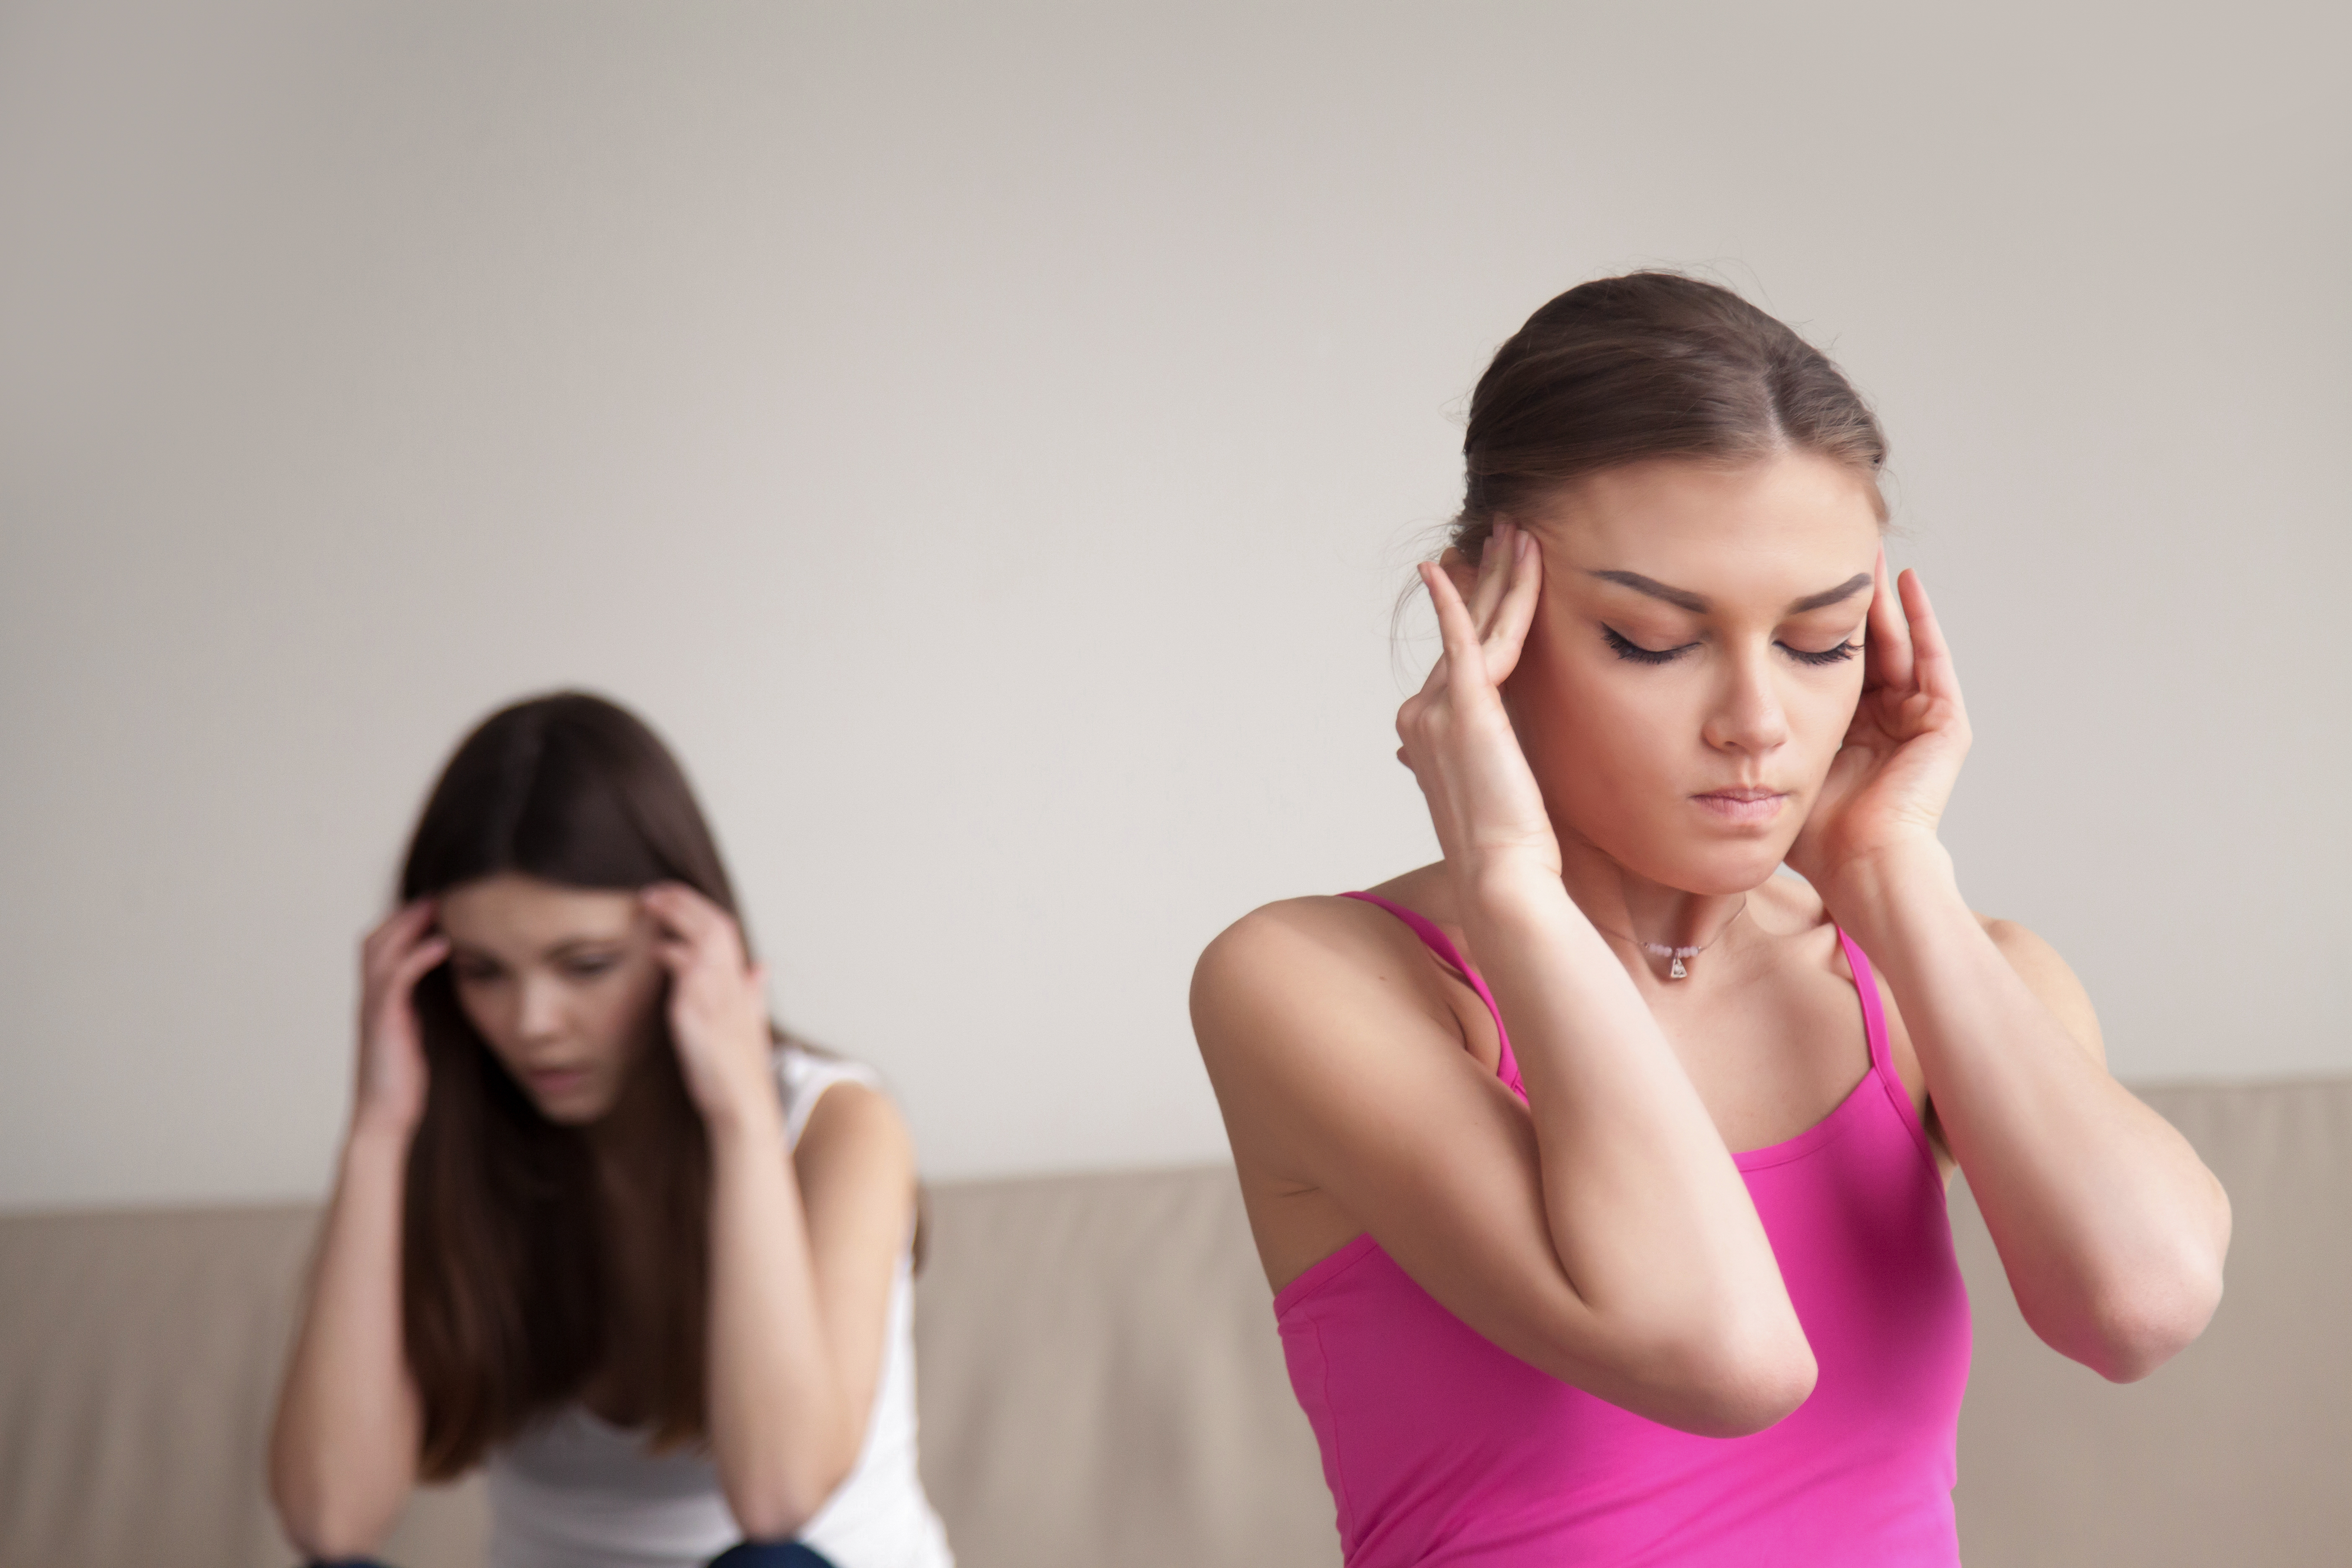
[1531,454,1881,601]
[437,873,640,949]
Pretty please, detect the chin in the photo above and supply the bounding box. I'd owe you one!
[1634,837,1794,897]
[526,1088,618,1126]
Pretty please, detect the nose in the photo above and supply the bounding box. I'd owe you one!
[516,975,567,1044]
[1701,646,1790,758]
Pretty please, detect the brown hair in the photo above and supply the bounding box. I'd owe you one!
[1451,272,1888,563]
[397,691,737,1476]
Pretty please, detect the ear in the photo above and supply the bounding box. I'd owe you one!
[1436,544,1480,600]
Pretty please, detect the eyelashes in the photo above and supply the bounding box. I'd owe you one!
[1601,626,1862,667]
[1602,625,1692,665]
[450,956,623,985]
[1784,640,1862,667]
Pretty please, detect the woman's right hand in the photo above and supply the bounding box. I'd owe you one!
[1397,521,1558,886]
[352,899,448,1138]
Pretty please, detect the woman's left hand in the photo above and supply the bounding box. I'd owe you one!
[642,882,779,1132]
[1787,550,1972,902]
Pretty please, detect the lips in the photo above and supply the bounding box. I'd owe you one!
[524,1065,592,1096]
[1691,787,1787,826]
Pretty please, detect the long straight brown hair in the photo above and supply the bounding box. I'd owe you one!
[397,691,740,1477]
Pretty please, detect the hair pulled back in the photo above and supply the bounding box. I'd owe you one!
[1452,272,1887,564]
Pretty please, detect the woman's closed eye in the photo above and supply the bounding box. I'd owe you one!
[1602,624,1696,664]
[1779,639,1862,667]
[1604,623,1863,668]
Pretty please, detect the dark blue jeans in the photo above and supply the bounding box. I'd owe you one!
[708,1547,837,1568]
[313,1545,835,1568]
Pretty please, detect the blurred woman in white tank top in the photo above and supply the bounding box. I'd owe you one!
[268,692,952,1568]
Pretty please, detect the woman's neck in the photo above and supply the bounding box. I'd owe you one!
[1553,834,1751,954]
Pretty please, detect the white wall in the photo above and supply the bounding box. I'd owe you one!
[3,1,2345,1209]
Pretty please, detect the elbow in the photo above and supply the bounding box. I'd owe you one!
[1681,1335,1818,1438]
[728,1482,836,1545]
[2022,1172,2234,1384]
[730,1498,818,1546]
[270,1478,393,1565]
[2078,1262,2226,1384]
[2045,1226,2229,1384]
[265,1417,411,1559]
[1611,1313,1818,1438]
[725,1450,858,1544]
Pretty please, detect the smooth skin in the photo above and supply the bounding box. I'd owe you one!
[1191,453,2228,1439]
[269,877,916,1557]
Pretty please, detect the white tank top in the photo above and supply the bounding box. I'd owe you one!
[483,1047,954,1568]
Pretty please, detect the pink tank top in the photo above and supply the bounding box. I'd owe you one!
[1275,892,1972,1567]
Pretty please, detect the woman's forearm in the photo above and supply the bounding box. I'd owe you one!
[703,1102,859,1538]
[1461,864,1813,1422]
[267,1120,423,1556]
[1825,844,2229,1380]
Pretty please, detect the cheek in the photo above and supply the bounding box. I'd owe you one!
[1509,636,1692,792]
[580,960,668,1062]
[455,982,512,1051]
[1790,668,1866,761]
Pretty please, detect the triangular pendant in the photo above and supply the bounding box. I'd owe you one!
[1668,956,1688,980]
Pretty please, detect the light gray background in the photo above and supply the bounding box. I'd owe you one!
[3,1,2345,1209]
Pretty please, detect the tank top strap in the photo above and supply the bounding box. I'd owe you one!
[1341,892,1526,1100]
[1833,927,1895,1078]
[1835,924,1947,1176]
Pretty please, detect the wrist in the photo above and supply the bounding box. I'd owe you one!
[1455,854,1567,919]
[1813,839,1962,929]
[701,1082,787,1150]
[342,1113,417,1168]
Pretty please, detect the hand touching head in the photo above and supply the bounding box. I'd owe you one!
[1440,273,1891,893]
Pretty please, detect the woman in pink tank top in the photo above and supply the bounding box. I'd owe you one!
[1190,274,2231,1567]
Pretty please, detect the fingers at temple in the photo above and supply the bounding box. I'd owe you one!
[1865,546,1914,693]
[1898,568,1961,703]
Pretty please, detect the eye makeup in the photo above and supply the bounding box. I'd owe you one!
[1601,624,1863,667]
[1601,625,1694,664]
[1779,639,1862,666]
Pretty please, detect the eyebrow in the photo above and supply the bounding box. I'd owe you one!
[1588,569,1872,615]
[1589,570,1708,611]
[546,937,627,959]
[1787,573,1873,613]
[446,936,624,964]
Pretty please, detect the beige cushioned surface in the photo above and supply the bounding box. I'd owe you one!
[2,1078,2344,1567]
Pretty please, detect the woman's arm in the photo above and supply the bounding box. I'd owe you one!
[1831,853,2228,1380]
[268,902,444,1557]
[1793,557,2228,1381]
[644,886,915,1539]
[1196,525,1814,1438]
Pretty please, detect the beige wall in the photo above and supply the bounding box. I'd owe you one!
[2,1,2345,1209]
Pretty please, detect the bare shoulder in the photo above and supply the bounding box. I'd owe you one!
[1191,893,1454,1066]
[1976,914,2107,1063]
[1196,894,1384,988]
[796,1077,915,1184]
[1189,887,1495,1147]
